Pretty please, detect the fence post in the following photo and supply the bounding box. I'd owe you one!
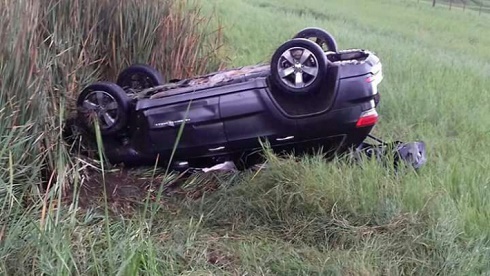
[432,0,436,7]
[449,0,452,10]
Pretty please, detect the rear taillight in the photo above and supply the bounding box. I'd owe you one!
[356,108,378,128]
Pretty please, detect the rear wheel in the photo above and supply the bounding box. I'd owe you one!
[293,27,338,52]
[270,38,328,95]
[76,82,130,136]
[116,64,165,91]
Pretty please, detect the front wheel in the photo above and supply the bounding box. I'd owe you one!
[116,64,165,91]
[270,38,328,95]
[76,82,130,136]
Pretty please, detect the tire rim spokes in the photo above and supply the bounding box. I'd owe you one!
[83,91,119,129]
[277,47,319,89]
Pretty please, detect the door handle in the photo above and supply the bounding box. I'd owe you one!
[208,146,225,152]
[276,136,294,142]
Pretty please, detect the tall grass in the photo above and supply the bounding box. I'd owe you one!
[0,0,224,198]
[0,0,224,274]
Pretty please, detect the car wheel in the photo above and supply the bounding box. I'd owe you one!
[116,64,165,90]
[76,81,130,136]
[293,27,338,52]
[270,38,328,95]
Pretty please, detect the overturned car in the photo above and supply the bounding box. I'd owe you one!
[73,27,426,170]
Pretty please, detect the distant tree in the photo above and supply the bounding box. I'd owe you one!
[432,0,436,6]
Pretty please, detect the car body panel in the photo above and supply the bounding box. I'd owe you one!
[220,87,298,151]
[143,97,226,157]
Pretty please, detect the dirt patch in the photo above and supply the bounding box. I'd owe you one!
[58,162,237,215]
[59,167,179,212]
[78,169,155,206]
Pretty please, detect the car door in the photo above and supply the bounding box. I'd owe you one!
[219,88,298,153]
[144,96,228,158]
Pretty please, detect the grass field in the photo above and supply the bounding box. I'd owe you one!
[210,0,490,232]
[1,0,490,275]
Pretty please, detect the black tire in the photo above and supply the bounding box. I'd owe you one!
[270,38,328,95]
[116,64,165,90]
[76,81,130,136]
[293,27,338,52]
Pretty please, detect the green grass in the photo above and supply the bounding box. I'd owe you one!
[1,0,490,275]
[210,0,490,235]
